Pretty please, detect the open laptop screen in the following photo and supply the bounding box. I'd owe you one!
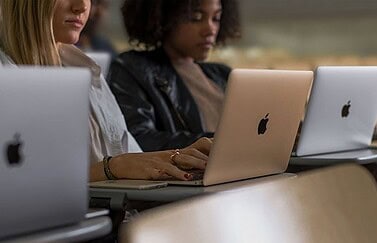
[0,67,91,239]
[295,66,377,156]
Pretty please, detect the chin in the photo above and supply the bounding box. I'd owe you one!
[195,51,211,61]
[62,32,81,44]
[195,55,209,62]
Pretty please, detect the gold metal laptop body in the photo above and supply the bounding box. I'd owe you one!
[172,69,313,186]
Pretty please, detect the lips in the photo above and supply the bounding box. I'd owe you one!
[198,41,214,49]
[65,18,84,28]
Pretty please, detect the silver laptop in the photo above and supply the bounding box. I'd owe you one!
[86,52,111,78]
[291,66,377,165]
[0,67,91,239]
[91,69,313,188]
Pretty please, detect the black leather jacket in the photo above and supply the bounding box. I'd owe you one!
[108,48,230,151]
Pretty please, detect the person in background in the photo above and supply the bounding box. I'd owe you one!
[76,0,117,59]
[0,0,211,182]
[108,0,241,152]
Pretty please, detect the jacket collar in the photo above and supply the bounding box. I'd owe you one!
[151,48,205,132]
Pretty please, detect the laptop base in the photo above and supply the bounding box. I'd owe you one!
[290,148,377,166]
[89,180,168,190]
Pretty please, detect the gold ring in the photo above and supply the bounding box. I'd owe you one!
[170,149,180,164]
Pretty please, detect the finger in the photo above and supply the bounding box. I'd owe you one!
[148,169,174,181]
[185,148,208,161]
[189,137,212,155]
[173,153,207,170]
[146,164,192,181]
[180,148,208,161]
[145,168,166,180]
[163,164,193,181]
[158,173,175,180]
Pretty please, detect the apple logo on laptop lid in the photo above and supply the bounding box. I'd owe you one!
[258,113,269,135]
[4,133,24,166]
[341,100,351,118]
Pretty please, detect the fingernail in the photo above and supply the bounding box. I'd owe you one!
[184,173,193,180]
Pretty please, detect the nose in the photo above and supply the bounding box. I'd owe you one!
[72,0,90,15]
[201,19,218,37]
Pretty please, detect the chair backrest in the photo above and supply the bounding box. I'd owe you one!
[121,164,377,243]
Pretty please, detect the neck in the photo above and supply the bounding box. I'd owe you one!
[163,44,194,65]
[76,35,92,49]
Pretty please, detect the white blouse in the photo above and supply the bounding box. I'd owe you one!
[0,45,142,164]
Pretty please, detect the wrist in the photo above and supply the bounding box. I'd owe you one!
[103,156,118,180]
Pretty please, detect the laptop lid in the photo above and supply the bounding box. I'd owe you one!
[0,67,91,239]
[202,69,313,186]
[295,66,377,156]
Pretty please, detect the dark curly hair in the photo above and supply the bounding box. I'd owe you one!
[121,0,241,49]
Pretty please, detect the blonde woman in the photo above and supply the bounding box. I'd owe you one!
[0,0,210,182]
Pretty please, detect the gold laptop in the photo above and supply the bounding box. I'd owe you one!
[168,69,313,186]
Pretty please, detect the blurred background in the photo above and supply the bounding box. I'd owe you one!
[100,0,377,70]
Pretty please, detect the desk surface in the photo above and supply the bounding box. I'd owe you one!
[90,173,295,202]
[1,216,112,243]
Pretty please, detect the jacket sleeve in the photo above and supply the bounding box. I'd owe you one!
[108,58,212,152]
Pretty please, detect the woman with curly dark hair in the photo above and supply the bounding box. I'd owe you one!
[108,0,241,152]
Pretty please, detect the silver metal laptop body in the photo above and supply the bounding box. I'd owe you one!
[293,66,377,164]
[0,67,91,239]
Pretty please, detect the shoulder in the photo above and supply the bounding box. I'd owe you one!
[110,49,169,85]
[113,49,169,69]
[59,45,102,87]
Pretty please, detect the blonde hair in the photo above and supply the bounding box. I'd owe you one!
[0,0,61,65]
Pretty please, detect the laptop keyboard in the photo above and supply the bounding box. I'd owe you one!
[186,169,205,180]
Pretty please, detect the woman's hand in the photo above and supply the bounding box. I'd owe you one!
[186,137,212,156]
[109,137,213,181]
